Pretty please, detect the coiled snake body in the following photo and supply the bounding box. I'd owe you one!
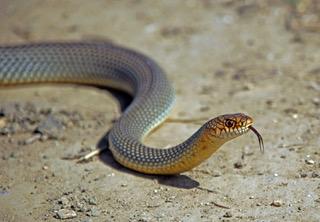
[0,42,263,174]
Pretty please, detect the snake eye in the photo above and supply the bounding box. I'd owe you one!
[225,119,235,128]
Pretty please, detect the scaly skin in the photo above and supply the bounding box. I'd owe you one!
[0,41,262,175]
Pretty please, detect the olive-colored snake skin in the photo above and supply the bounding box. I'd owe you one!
[0,42,264,175]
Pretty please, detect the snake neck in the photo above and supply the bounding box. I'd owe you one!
[110,124,227,175]
[165,127,227,174]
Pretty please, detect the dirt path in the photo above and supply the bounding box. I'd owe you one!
[0,1,319,221]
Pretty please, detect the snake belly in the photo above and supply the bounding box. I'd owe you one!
[0,42,214,174]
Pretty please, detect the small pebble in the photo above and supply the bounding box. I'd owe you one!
[212,171,222,177]
[233,161,244,169]
[58,196,70,207]
[144,23,157,34]
[75,201,87,212]
[0,117,6,128]
[87,207,100,217]
[40,134,49,141]
[300,173,308,178]
[88,197,97,205]
[23,133,41,145]
[223,211,233,218]
[271,200,283,207]
[84,168,92,172]
[312,97,320,106]
[305,159,315,165]
[309,81,320,91]
[165,195,176,202]
[56,209,77,219]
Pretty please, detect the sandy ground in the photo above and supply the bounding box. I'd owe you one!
[0,0,319,221]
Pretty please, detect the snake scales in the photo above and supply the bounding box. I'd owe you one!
[0,42,263,174]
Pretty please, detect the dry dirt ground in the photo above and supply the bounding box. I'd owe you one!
[0,1,319,221]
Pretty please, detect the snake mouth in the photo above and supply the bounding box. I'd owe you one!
[248,125,264,153]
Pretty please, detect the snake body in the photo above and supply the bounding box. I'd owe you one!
[0,42,262,175]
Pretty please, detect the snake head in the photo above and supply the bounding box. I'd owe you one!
[205,113,264,152]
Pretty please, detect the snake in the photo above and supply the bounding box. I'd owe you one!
[0,41,264,175]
